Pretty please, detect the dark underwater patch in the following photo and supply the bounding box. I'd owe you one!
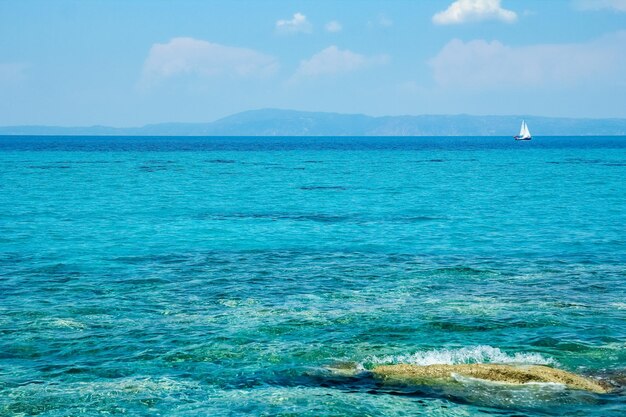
[435,266,489,275]
[206,159,236,164]
[138,159,181,172]
[138,165,169,172]
[397,215,446,222]
[28,165,71,169]
[198,212,351,223]
[300,186,347,191]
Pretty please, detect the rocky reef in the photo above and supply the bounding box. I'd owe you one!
[371,364,610,394]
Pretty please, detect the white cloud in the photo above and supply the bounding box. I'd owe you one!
[429,31,626,89]
[140,37,278,87]
[575,0,626,11]
[292,46,388,80]
[433,0,517,25]
[325,20,342,33]
[276,12,312,34]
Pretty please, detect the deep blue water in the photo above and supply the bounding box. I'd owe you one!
[1,136,625,416]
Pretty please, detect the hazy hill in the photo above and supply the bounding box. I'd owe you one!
[2,109,626,136]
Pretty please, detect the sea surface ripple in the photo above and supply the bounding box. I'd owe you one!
[0,136,625,416]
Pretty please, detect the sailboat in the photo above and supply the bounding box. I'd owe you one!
[514,120,532,141]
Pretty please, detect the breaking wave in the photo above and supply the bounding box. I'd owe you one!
[363,346,557,368]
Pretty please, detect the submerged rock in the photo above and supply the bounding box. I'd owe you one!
[325,361,361,376]
[372,364,610,394]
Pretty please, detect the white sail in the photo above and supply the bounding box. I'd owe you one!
[517,120,531,139]
[523,122,531,138]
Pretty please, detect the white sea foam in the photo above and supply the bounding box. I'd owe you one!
[38,318,87,330]
[11,376,199,398]
[364,345,557,367]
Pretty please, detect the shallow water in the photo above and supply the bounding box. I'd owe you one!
[0,136,625,416]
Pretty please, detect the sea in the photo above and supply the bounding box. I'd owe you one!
[0,136,625,416]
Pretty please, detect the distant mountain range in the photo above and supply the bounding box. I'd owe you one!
[2,109,626,136]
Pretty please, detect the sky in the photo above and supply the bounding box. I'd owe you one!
[1,0,626,126]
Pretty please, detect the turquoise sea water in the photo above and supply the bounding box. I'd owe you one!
[1,136,625,416]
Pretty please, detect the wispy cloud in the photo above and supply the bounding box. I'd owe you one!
[0,62,28,85]
[433,0,517,25]
[378,15,393,27]
[276,12,312,34]
[429,31,626,88]
[140,37,278,88]
[292,46,388,81]
[368,14,393,28]
[574,0,626,12]
[325,20,342,33]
